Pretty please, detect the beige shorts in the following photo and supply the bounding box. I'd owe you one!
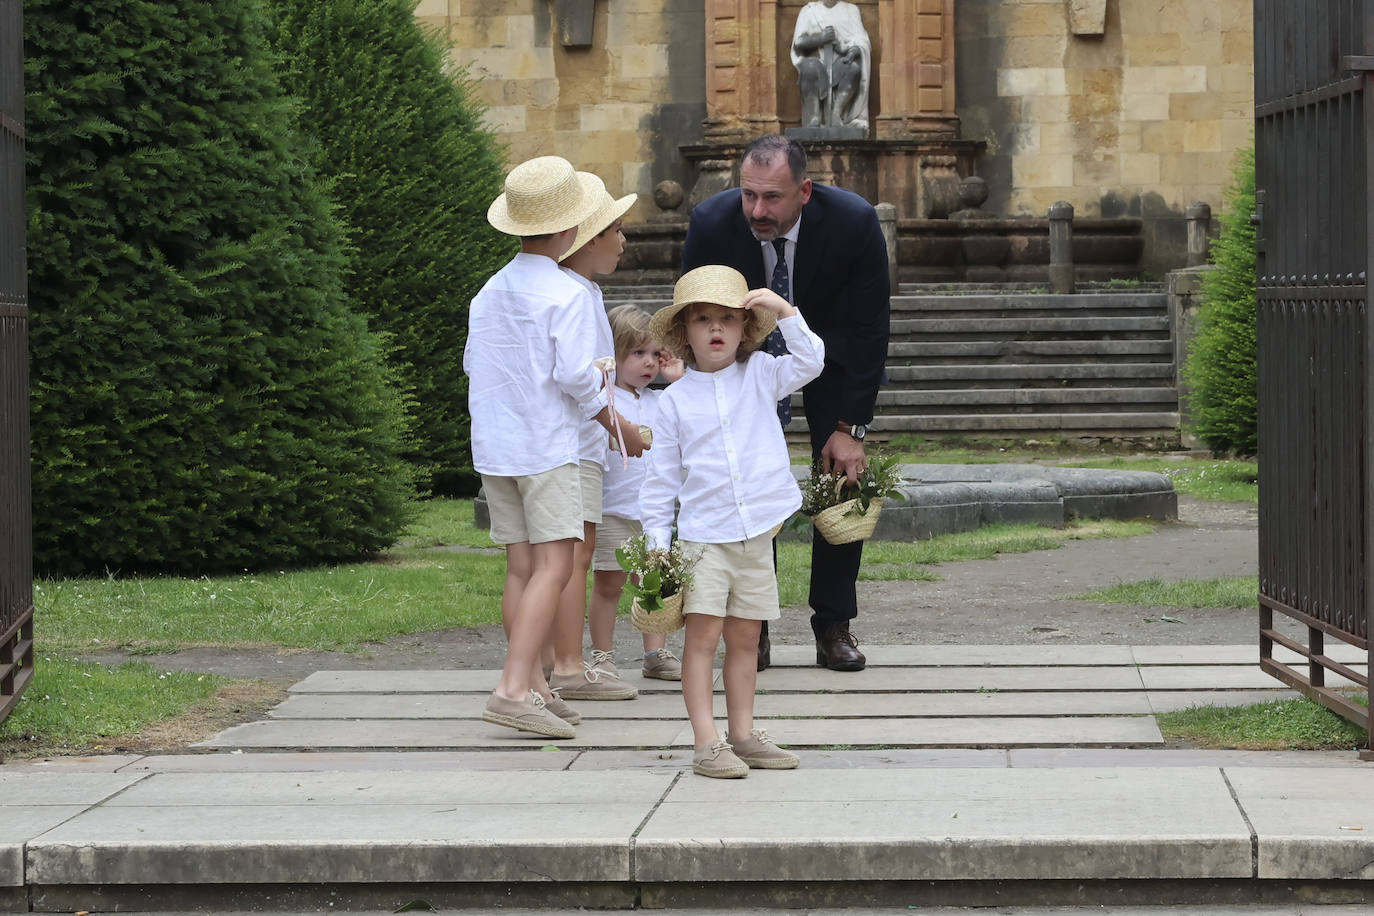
[593,515,642,572]
[482,464,583,545]
[580,460,604,524]
[680,531,781,621]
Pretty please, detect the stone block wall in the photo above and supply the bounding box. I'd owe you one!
[956,0,1252,275]
[421,0,706,216]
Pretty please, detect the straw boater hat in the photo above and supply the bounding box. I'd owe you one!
[486,156,604,237]
[650,264,778,355]
[558,184,639,262]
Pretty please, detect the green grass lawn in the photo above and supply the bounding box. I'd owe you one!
[1158,696,1368,750]
[0,656,224,752]
[1074,575,1258,607]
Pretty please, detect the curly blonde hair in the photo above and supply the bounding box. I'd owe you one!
[606,303,655,362]
[660,302,765,367]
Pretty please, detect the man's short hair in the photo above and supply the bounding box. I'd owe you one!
[742,135,807,182]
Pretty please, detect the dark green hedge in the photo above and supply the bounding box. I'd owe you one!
[1184,144,1257,456]
[25,0,416,575]
[266,0,514,496]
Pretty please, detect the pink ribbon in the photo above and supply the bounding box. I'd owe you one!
[603,364,630,470]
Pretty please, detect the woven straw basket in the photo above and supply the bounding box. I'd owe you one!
[813,498,884,545]
[631,590,685,635]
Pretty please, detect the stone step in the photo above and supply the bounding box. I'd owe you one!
[885,362,1174,384]
[898,281,1166,295]
[792,412,1182,435]
[873,387,1178,411]
[890,292,1168,317]
[888,340,1174,361]
[890,315,1169,337]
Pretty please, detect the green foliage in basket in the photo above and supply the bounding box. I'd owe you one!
[615,532,701,612]
[799,454,908,518]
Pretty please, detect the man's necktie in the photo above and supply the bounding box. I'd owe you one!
[766,238,792,425]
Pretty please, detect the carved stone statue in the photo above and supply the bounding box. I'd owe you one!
[790,0,871,135]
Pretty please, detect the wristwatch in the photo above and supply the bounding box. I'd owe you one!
[836,420,867,440]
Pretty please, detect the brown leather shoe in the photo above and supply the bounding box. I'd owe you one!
[815,623,866,671]
[756,627,771,672]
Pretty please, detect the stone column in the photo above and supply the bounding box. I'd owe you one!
[1048,201,1075,294]
[875,0,958,140]
[702,0,782,142]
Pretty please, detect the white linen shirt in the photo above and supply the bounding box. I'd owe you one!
[641,313,825,549]
[601,386,660,520]
[563,269,617,470]
[463,252,608,476]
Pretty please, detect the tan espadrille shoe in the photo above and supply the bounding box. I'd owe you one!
[482,690,574,739]
[692,739,750,779]
[727,728,799,769]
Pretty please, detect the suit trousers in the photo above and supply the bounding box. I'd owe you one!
[804,401,862,634]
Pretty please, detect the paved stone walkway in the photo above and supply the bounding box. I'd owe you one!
[193,643,1363,753]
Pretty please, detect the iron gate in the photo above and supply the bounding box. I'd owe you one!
[0,0,32,726]
[1254,0,1374,757]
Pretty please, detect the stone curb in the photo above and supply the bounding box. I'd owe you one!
[474,463,1177,537]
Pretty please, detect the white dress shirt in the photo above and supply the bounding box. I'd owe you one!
[464,252,608,476]
[641,313,825,549]
[759,217,801,302]
[601,386,660,520]
[563,269,617,470]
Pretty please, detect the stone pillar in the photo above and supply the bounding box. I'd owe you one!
[702,0,782,142]
[1048,201,1075,294]
[1186,201,1212,268]
[1168,265,1215,449]
[875,202,899,292]
[875,0,958,140]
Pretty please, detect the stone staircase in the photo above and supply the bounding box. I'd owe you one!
[603,281,1180,445]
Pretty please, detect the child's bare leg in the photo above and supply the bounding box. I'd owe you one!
[550,521,595,675]
[501,542,532,641]
[589,569,625,651]
[501,544,554,696]
[642,631,666,653]
[721,617,761,740]
[682,613,724,746]
[496,538,575,700]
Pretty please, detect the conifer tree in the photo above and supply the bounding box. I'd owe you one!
[266,0,513,495]
[25,0,416,574]
[1184,144,1258,455]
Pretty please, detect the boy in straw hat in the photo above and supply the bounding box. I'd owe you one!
[641,265,824,777]
[466,156,647,739]
[541,182,646,709]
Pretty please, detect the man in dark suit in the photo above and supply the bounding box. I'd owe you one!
[680,134,890,672]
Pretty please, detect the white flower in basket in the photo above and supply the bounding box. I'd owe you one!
[615,532,702,634]
[795,454,906,545]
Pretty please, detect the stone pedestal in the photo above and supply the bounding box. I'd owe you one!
[683,136,982,220]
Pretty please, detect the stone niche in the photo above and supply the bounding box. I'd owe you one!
[684,0,981,220]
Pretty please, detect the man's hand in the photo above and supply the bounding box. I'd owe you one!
[821,430,866,486]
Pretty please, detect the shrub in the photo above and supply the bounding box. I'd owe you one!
[25,0,416,575]
[265,0,514,495]
[1184,143,1257,455]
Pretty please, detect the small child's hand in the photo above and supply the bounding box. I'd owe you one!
[741,287,797,319]
[658,349,685,382]
[617,415,648,457]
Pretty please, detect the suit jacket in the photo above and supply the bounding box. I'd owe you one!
[679,183,890,435]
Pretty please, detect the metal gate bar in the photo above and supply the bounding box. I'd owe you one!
[0,0,32,725]
[1254,0,1374,757]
